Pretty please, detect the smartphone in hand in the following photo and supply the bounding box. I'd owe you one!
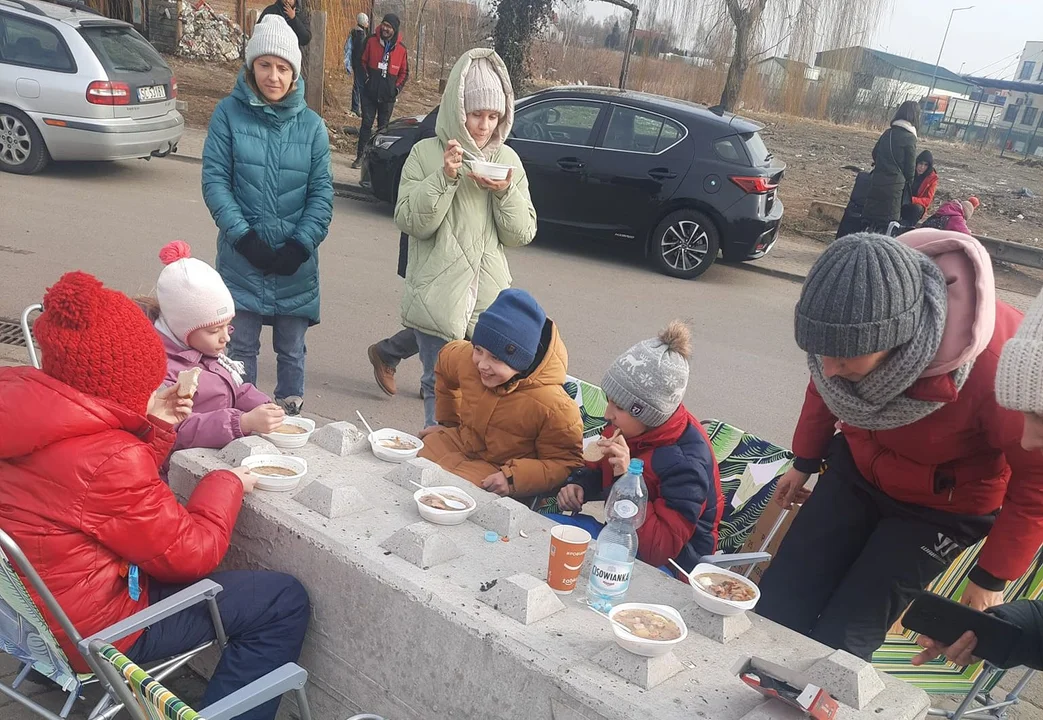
[903,592,1023,667]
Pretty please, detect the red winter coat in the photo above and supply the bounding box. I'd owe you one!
[792,301,1043,584]
[0,367,244,672]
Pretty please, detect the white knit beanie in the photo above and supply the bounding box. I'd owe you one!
[156,241,235,346]
[996,288,1043,415]
[463,57,506,115]
[246,15,302,80]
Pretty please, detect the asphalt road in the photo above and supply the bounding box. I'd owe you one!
[0,158,810,448]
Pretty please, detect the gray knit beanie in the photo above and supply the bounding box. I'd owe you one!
[602,321,691,428]
[795,233,929,358]
[246,15,302,80]
[996,288,1043,414]
[463,57,506,115]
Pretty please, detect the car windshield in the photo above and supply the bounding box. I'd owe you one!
[741,131,773,166]
[79,25,164,73]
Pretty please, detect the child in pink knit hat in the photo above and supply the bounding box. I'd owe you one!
[154,241,285,451]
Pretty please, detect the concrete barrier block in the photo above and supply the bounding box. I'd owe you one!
[384,457,456,490]
[294,479,371,518]
[472,496,540,537]
[592,644,684,690]
[738,700,806,719]
[379,522,463,569]
[807,649,885,710]
[682,602,751,644]
[478,573,565,625]
[311,421,369,456]
[219,436,279,466]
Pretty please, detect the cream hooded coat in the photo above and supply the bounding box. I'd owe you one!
[395,49,537,342]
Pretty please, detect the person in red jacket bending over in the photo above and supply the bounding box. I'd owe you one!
[555,321,725,573]
[0,272,309,720]
[756,229,1043,662]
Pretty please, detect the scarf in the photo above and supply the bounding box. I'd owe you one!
[892,119,918,138]
[808,253,972,431]
[154,318,246,387]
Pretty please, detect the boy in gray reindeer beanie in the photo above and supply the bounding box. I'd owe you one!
[602,320,692,429]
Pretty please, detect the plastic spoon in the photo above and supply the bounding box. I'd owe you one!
[409,480,469,511]
[355,410,375,436]
[587,605,641,638]
[667,558,693,581]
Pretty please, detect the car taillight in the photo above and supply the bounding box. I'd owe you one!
[730,175,778,194]
[171,76,178,99]
[86,81,131,106]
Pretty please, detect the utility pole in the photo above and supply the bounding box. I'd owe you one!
[926,6,973,99]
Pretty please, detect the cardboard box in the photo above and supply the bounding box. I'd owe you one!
[734,657,840,720]
[737,500,801,584]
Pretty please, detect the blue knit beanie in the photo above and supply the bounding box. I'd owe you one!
[472,289,547,371]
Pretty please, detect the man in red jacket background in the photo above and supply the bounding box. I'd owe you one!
[0,272,309,720]
[353,13,409,168]
[757,230,1043,662]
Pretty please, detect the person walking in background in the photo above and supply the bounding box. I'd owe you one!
[343,12,369,116]
[861,100,920,232]
[353,13,409,169]
[202,16,333,417]
[924,196,980,235]
[259,0,311,46]
[900,150,938,226]
[395,48,536,428]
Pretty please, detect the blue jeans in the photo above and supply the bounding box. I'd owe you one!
[128,570,310,720]
[230,311,309,400]
[415,330,448,428]
[351,73,364,115]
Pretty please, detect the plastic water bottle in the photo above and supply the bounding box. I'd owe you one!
[587,459,648,611]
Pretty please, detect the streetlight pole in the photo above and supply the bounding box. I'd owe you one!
[927,6,973,99]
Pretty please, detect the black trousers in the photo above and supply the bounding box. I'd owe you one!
[756,435,995,660]
[357,95,395,160]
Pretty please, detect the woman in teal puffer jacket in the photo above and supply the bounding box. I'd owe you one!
[202,15,333,416]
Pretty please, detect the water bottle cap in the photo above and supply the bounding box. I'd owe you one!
[628,459,644,475]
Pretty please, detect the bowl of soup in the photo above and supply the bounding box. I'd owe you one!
[260,417,316,449]
[240,454,307,492]
[368,428,424,463]
[413,486,477,526]
[468,160,511,181]
[687,563,760,616]
[607,603,688,657]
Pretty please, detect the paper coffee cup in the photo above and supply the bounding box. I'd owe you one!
[547,525,592,594]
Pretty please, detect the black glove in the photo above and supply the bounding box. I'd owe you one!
[235,229,277,273]
[271,239,311,276]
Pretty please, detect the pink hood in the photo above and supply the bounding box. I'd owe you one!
[900,228,995,377]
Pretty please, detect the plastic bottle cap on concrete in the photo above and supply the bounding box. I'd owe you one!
[485,531,499,543]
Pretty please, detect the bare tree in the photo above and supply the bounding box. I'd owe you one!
[719,0,768,110]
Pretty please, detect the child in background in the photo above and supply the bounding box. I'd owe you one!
[154,241,285,451]
[555,322,725,574]
[418,289,583,498]
[923,195,979,235]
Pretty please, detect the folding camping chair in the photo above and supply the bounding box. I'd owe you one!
[85,641,312,720]
[0,528,224,720]
[872,541,1043,720]
[559,376,795,573]
[21,303,42,369]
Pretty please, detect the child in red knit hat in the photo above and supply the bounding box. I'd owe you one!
[154,241,285,451]
[0,272,310,719]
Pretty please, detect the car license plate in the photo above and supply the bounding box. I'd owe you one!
[137,85,167,103]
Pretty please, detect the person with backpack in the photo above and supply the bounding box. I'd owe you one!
[861,101,920,232]
[343,12,369,116]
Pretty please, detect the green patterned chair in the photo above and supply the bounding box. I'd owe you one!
[871,542,1043,719]
[86,641,314,720]
[560,376,795,570]
[0,528,225,720]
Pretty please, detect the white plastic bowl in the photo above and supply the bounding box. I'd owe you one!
[469,160,511,181]
[607,603,688,657]
[368,428,424,463]
[687,563,761,617]
[260,417,316,449]
[240,454,307,492]
[413,486,477,526]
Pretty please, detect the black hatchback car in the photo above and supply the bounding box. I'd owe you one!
[360,86,785,279]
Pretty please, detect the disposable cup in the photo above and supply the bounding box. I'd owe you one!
[547,525,592,594]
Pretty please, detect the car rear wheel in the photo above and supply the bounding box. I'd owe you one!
[650,209,720,280]
[0,107,49,175]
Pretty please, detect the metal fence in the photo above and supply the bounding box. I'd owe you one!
[923,96,1043,159]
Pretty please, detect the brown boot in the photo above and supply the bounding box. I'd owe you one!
[367,344,396,396]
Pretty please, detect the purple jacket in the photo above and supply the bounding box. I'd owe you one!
[162,334,270,451]
[929,200,971,235]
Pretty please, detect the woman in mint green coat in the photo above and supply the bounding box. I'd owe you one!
[202,15,333,416]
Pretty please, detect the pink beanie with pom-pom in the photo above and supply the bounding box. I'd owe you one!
[156,241,235,345]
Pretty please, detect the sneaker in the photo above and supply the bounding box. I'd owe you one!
[351,158,362,169]
[367,344,396,396]
[276,396,304,416]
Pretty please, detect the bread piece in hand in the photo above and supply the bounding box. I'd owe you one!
[175,367,202,398]
[582,442,606,463]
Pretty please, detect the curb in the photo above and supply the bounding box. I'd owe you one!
[729,261,807,285]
